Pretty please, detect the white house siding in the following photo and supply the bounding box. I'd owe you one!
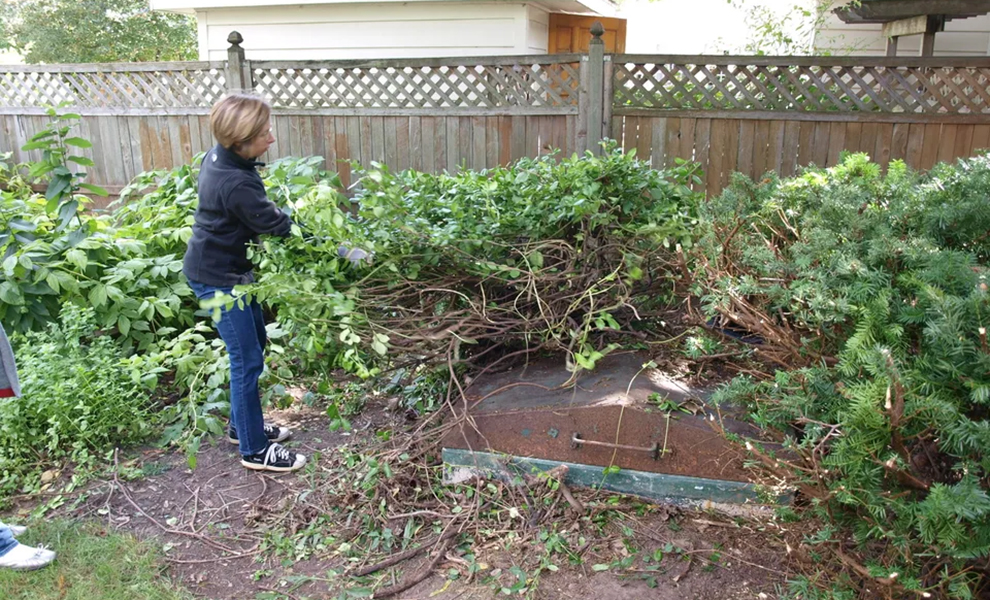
[194,3,547,60]
[526,4,550,53]
[815,11,990,56]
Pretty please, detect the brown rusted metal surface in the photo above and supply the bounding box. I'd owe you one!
[445,351,777,483]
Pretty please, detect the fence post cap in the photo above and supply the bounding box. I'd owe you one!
[590,21,605,38]
[227,31,244,46]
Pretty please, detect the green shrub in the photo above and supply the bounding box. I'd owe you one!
[0,305,155,497]
[693,153,990,597]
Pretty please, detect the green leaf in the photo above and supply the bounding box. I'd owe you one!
[64,137,93,148]
[66,249,88,270]
[89,283,108,308]
[67,155,96,167]
[78,183,109,196]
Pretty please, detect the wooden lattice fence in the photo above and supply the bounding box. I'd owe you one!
[0,29,988,199]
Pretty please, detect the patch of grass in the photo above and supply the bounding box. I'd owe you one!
[0,520,193,600]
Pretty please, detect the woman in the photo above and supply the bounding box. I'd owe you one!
[183,93,306,473]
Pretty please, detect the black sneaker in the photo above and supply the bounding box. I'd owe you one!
[240,443,307,472]
[228,423,291,445]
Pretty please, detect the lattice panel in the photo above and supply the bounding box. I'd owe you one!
[613,62,990,113]
[252,62,581,109]
[0,66,226,108]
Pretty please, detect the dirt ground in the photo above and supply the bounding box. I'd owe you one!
[21,400,794,600]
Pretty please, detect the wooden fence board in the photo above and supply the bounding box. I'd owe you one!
[973,125,990,153]
[781,120,799,177]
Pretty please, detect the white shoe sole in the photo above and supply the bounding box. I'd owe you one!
[240,456,307,472]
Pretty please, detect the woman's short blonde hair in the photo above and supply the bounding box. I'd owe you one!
[210,93,271,150]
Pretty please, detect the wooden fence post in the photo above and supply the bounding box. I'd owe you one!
[586,21,606,155]
[226,31,252,92]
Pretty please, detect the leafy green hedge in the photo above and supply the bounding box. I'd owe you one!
[693,153,990,597]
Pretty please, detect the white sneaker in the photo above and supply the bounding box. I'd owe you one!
[2,523,27,536]
[0,542,56,571]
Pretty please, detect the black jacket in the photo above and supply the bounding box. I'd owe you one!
[183,144,291,287]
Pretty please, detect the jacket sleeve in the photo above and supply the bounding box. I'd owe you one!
[226,179,292,237]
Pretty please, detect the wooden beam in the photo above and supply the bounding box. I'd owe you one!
[836,0,990,23]
[882,15,932,38]
[886,35,899,56]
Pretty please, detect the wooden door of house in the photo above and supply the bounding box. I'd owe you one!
[548,14,627,54]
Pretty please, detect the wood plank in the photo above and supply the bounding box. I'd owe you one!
[611,115,623,150]
[409,116,423,171]
[126,117,147,175]
[890,123,910,163]
[384,116,398,169]
[498,116,512,165]
[359,116,373,168]
[920,123,941,170]
[100,116,126,186]
[797,121,815,168]
[722,119,740,189]
[620,116,636,154]
[860,122,878,158]
[135,119,155,171]
[525,116,539,161]
[334,117,351,188]
[972,125,990,154]
[845,122,862,158]
[486,116,499,168]
[396,116,410,172]
[693,118,711,193]
[322,116,337,177]
[510,115,526,162]
[565,115,575,157]
[539,115,552,157]
[113,117,135,184]
[665,117,681,168]
[178,117,193,165]
[826,122,846,167]
[346,116,362,184]
[875,123,893,168]
[472,115,486,170]
[736,120,755,179]
[707,119,727,195]
[371,116,386,164]
[905,123,926,169]
[433,117,447,173]
[309,115,326,162]
[936,124,958,165]
[811,121,830,168]
[421,116,436,173]
[447,116,461,172]
[954,125,974,161]
[752,120,770,178]
[679,118,696,165]
[781,120,800,177]
[768,120,785,175]
[648,117,665,169]
[551,115,566,156]
[459,116,473,170]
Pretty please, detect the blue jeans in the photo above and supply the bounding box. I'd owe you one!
[188,280,269,456]
[0,523,16,557]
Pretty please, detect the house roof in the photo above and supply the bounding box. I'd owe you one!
[835,0,990,24]
[151,0,617,16]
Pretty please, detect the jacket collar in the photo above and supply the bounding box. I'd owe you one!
[213,143,266,170]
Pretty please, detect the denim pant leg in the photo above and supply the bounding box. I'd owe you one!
[188,280,269,457]
[0,523,18,557]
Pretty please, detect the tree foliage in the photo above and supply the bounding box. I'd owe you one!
[1,0,196,63]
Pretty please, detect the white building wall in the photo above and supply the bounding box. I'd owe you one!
[526,4,551,53]
[196,3,537,60]
[815,10,990,56]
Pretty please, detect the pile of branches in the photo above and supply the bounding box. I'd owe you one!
[252,147,701,379]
